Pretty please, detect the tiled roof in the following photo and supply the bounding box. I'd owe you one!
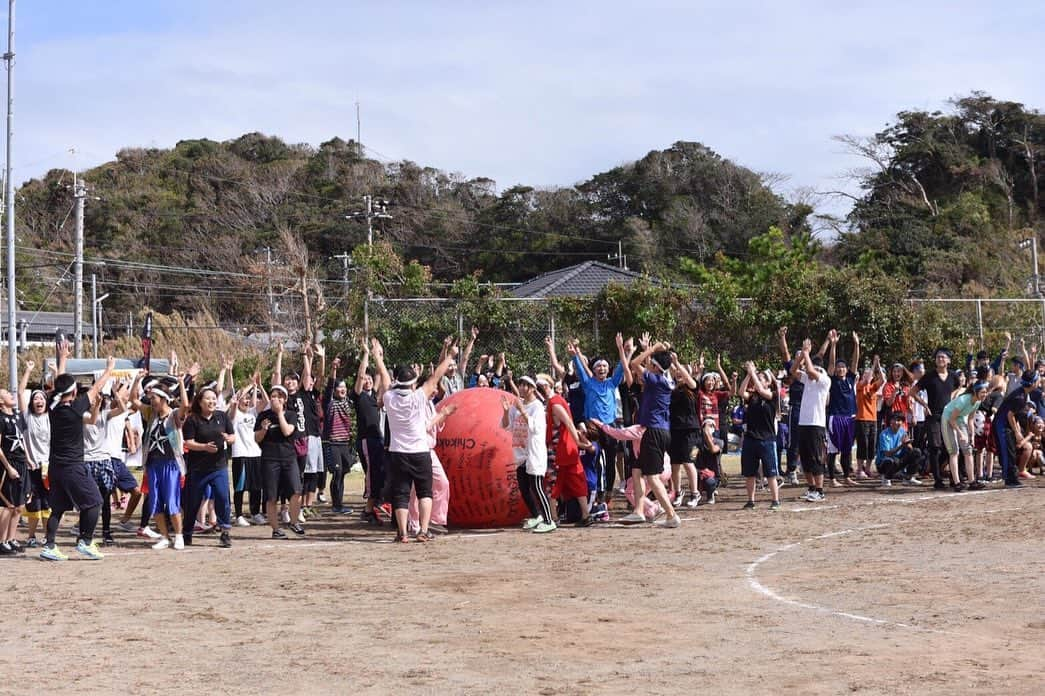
[510,261,646,298]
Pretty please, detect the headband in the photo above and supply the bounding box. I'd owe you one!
[592,359,610,370]
[269,385,288,397]
[392,376,418,389]
[50,381,77,409]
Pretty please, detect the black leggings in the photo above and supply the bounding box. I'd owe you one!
[326,442,355,509]
[99,485,114,535]
[47,503,100,546]
[516,465,553,524]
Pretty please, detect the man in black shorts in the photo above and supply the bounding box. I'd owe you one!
[254,385,304,538]
[40,356,116,561]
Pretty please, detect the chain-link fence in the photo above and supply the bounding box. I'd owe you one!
[907,298,1045,354]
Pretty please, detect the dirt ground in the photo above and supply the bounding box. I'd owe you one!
[2,464,1044,695]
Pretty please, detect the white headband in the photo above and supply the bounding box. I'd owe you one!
[50,382,77,409]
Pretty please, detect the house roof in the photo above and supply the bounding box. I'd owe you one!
[15,310,78,337]
[510,261,646,298]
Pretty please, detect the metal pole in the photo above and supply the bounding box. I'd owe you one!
[365,195,372,340]
[976,298,984,349]
[3,0,14,391]
[72,174,85,358]
[265,246,274,340]
[91,273,97,358]
[1034,237,1041,297]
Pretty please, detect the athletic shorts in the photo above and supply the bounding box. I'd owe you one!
[668,430,701,464]
[637,427,671,476]
[974,419,995,454]
[263,457,302,501]
[110,458,139,493]
[1,458,29,508]
[942,419,972,457]
[387,451,433,510]
[741,436,778,478]
[86,458,116,492]
[796,425,827,476]
[303,435,323,474]
[144,458,182,516]
[25,468,49,514]
[924,417,944,449]
[552,464,588,500]
[48,461,104,512]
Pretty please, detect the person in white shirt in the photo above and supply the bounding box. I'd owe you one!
[789,339,832,502]
[372,338,456,543]
[503,375,554,533]
[229,375,269,526]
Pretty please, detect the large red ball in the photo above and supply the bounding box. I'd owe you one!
[435,388,530,529]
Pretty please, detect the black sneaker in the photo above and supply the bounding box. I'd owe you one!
[272,529,287,539]
[743,501,756,510]
[575,516,594,528]
[361,511,381,525]
[951,483,966,493]
[769,501,781,511]
[0,541,13,556]
[219,531,231,548]
[1005,479,1024,488]
[288,523,306,536]
[25,537,39,549]
[9,539,25,553]
[101,534,116,547]
[969,481,986,491]
[933,481,946,490]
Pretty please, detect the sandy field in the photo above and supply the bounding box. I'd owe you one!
[2,467,1043,695]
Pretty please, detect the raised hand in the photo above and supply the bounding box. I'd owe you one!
[615,332,624,349]
[828,329,839,343]
[778,326,788,338]
[640,332,651,350]
[852,331,860,344]
[471,325,479,340]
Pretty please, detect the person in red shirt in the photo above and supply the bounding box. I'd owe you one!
[537,375,591,527]
[881,364,912,426]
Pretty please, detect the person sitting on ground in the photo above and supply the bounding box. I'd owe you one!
[876,412,923,486]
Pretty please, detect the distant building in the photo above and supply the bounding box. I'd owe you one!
[5,310,81,347]
[510,261,647,299]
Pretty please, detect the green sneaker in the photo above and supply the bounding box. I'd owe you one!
[40,545,68,562]
[521,517,541,530]
[75,540,104,560]
[532,521,557,533]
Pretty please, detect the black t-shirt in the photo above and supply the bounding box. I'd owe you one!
[350,390,382,439]
[669,387,700,432]
[183,411,235,473]
[980,390,1004,417]
[744,392,778,441]
[49,393,91,469]
[0,410,28,465]
[916,370,961,416]
[288,389,320,437]
[255,408,299,460]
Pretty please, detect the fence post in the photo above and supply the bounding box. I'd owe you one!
[976,299,983,349]
[458,310,464,346]
[1040,299,1045,350]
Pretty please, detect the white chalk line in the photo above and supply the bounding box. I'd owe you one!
[786,485,1016,513]
[745,494,1040,636]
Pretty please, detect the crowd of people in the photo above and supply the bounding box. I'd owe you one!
[0,325,1039,559]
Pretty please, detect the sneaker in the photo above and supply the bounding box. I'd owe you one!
[75,540,104,560]
[742,501,756,510]
[769,500,781,511]
[952,483,966,493]
[575,516,594,528]
[118,520,137,533]
[1005,479,1024,488]
[803,490,819,502]
[787,472,799,485]
[39,544,68,561]
[361,511,381,525]
[706,491,716,505]
[280,509,291,524]
[0,541,13,556]
[654,515,681,529]
[137,527,163,540]
[521,517,541,530]
[8,539,24,554]
[428,523,448,535]
[686,495,700,509]
[151,538,170,550]
[297,512,307,523]
[101,534,116,547]
[532,521,557,533]
[288,523,306,536]
[906,477,923,486]
[881,475,891,487]
[969,480,986,491]
[672,492,684,507]
[933,481,946,490]
[618,512,647,525]
[173,534,185,550]
[219,531,231,548]
[272,529,287,539]
[25,537,39,549]
[235,516,251,527]
[317,493,328,504]
[251,514,267,525]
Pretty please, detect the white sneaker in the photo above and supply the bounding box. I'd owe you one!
[619,512,647,524]
[802,490,817,501]
[151,538,170,550]
[251,514,267,525]
[787,472,799,485]
[297,512,307,523]
[654,515,681,529]
[706,491,716,505]
[173,534,185,550]
[672,493,684,507]
[280,510,291,524]
[906,476,922,486]
[685,496,700,509]
[881,476,892,487]
[317,493,328,504]
[521,517,541,530]
[138,527,163,540]
[235,516,251,527]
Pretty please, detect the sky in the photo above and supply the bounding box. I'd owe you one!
[8,0,1045,222]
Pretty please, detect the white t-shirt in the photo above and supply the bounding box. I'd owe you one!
[124,412,144,468]
[797,369,831,428]
[231,407,262,458]
[509,398,547,475]
[384,387,430,454]
[23,410,49,470]
[105,410,131,461]
[912,389,927,423]
[83,409,110,462]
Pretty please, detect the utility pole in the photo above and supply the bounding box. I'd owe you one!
[3,0,14,391]
[72,173,86,357]
[355,100,362,157]
[607,240,628,270]
[333,251,351,301]
[261,246,274,339]
[90,273,96,358]
[1020,236,1040,296]
[346,195,392,340]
